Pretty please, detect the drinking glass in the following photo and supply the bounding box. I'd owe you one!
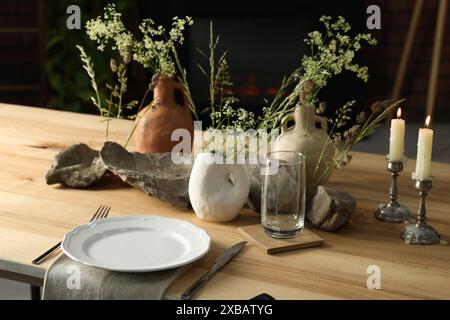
[261,151,306,239]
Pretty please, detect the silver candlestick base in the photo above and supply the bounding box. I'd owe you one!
[374,160,411,223]
[401,178,440,245]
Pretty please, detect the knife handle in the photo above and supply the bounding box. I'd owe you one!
[180,264,220,300]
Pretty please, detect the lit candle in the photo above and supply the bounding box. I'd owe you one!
[415,116,433,180]
[389,108,405,162]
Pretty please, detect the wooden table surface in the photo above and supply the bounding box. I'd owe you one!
[1,103,449,299]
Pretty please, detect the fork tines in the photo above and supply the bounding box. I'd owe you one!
[90,205,111,222]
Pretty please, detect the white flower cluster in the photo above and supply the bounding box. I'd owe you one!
[133,16,193,75]
[85,4,193,75]
[85,4,127,51]
[302,15,377,92]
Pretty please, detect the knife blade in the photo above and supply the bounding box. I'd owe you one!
[180,241,247,300]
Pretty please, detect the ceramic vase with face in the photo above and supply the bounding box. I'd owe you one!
[273,103,335,196]
[133,76,194,154]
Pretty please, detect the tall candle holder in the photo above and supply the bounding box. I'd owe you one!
[374,158,411,223]
[400,178,440,245]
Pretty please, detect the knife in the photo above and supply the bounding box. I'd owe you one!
[180,241,247,300]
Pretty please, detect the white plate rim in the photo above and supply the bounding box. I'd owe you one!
[61,215,211,272]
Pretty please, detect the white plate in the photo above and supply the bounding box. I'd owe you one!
[61,215,210,272]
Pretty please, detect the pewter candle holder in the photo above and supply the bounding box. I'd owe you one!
[400,178,440,245]
[374,159,411,223]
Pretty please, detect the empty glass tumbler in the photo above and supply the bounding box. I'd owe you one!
[261,151,306,239]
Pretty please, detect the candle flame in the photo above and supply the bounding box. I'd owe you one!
[397,108,401,119]
[425,115,431,128]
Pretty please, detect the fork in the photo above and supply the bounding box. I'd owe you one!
[32,205,111,265]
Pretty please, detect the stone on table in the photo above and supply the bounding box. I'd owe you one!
[306,185,356,231]
[45,143,106,187]
[45,142,357,221]
[100,142,192,209]
[242,164,262,211]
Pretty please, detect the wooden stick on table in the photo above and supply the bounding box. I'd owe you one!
[389,0,424,121]
[425,0,448,122]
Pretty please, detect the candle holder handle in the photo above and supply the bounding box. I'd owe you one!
[374,160,411,223]
[400,179,440,245]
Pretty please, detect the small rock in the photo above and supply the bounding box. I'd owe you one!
[307,185,356,231]
[45,143,106,187]
[242,164,262,212]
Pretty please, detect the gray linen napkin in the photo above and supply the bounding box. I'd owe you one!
[43,254,190,300]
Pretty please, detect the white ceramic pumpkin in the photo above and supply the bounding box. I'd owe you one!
[189,153,250,222]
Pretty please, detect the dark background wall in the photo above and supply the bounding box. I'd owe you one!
[0,0,449,122]
[363,0,450,121]
[0,0,44,107]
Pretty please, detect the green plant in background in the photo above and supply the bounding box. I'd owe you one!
[44,0,132,113]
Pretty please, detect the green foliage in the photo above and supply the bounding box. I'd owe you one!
[85,3,193,76]
[44,0,132,113]
[77,3,196,146]
[311,99,404,190]
[196,22,256,131]
[260,15,377,131]
[83,3,197,119]
[78,44,138,141]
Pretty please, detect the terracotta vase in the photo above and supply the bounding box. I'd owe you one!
[273,103,335,196]
[133,76,194,154]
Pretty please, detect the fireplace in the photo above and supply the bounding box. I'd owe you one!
[186,17,312,109]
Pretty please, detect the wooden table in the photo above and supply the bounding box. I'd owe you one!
[1,103,449,299]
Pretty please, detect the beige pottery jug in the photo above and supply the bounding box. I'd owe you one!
[273,103,335,196]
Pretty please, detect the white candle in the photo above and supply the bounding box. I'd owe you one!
[389,108,405,161]
[415,116,433,180]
